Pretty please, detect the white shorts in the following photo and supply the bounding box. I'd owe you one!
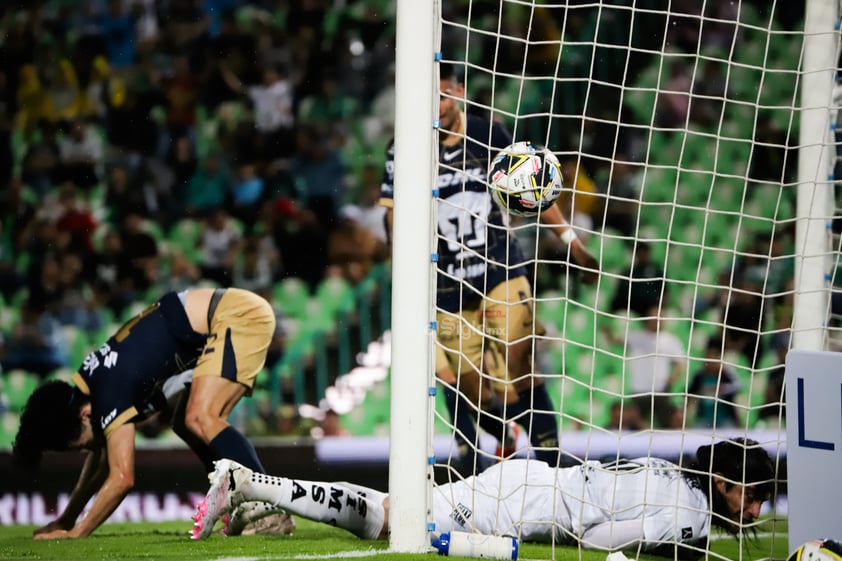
[431,460,570,542]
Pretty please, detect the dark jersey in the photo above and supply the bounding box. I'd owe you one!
[71,292,208,437]
[381,113,527,312]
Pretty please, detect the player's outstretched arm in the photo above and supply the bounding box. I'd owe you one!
[219,60,246,95]
[33,445,108,538]
[36,424,137,539]
[540,204,599,283]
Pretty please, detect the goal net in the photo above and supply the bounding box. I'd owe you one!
[388,0,841,558]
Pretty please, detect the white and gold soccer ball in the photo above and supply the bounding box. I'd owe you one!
[487,141,564,217]
[788,540,842,561]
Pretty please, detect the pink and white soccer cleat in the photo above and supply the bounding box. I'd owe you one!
[190,459,249,540]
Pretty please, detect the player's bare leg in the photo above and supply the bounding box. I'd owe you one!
[184,375,244,442]
[170,389,216,472]
[184,375,264,472]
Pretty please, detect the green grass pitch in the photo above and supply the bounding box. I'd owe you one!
[0,518,789,561]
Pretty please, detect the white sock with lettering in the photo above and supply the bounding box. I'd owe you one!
[240,472,385,540]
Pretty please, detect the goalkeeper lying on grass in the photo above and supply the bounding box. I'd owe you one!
[193,438,774,556]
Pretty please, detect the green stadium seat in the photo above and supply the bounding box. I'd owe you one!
[47,368,75,382]
[169,218,202,260]
[592,348,625,383]
[587,392,613,429]
[63,325,91,367]
[591,233,629,274]
[301,298,340,336]
[678,133,712,172]
[667,207,704,242]
[540,345,566,376]
[171,217,201,242]
[14,252,30,275]
[4,369,40,413]
[640,174,677,203]
[341,133,370,178]
[716,137,753,176]
[558,380,596,429]
[760,70,798,106]
[0,412,19,448]
[315,276,355,317]
[623,69,659,123]
[342,380,390,436]
[731,71,765,109]
[535,291,565,333]
[666,244,704,282]
[274,276,312,319]
[0,299,19,332]
[564,305,595,347]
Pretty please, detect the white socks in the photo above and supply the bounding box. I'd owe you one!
[240,472,386,540]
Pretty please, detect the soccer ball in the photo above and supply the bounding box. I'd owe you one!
[788,540,842,561]
[487,141,564,217]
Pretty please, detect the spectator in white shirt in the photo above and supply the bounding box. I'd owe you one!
[337,163,387,243]
[220,60,295,162]
[198,208,242,287]
[58,118,104,191]
[603,305,686,428]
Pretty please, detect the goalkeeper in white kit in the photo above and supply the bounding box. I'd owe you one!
[192,438,775,557]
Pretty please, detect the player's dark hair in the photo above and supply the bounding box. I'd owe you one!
[689,438,775,536]
[13,380,89,469]
[439,62,465,84]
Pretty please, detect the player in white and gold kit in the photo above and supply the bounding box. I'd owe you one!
[194,438,775,557]
[432,457,711,549]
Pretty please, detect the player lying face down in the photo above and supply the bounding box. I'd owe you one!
[12,287,276,539]
[694,438,774,535]
[192,437,774,558]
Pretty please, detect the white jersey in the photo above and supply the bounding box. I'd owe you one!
[248,81,294,132]
[624,329,686,393]
[432,458,710,551]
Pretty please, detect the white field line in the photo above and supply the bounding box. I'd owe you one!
[213,535,786,561]
[213,549,393,561]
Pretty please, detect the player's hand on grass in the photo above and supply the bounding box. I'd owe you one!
[33,519,75,539]
[34,529,75,539]
[34,526,76,540]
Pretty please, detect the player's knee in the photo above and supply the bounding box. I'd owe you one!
[183,408,218,441]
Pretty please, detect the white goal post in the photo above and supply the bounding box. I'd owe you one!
[388,0,842,557]
[388,0,437,553]
[794,0,836,350]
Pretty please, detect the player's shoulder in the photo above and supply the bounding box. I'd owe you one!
[647,456,681,469]
[496,458,550,475]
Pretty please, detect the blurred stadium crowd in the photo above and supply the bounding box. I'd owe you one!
[0,0,803,439]
[0,0,395,403]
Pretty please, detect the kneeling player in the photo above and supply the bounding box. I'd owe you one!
[14,287,279,538]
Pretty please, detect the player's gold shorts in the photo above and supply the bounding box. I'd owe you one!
[193,288,276,392]
[436,276,544,391]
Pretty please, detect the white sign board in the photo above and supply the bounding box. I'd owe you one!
[785,349,842,551]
